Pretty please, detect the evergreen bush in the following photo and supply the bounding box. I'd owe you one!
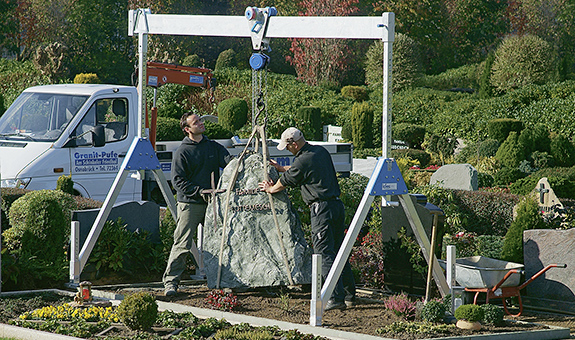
[341,85,369,102]
[182,54,201,67]
[215,49,236,70]
[296,106,323,141]
[394,123,426,149]
[488,118,524,144]
[204,121,233,139]
[157,102,185,120]
[477,139,500,158]
[420,300,447,323]
[481,304,504,325]
[495,132,525,168]
[501,198,547,263]
[531,151,555,169]
[73,73,100,84]
[550,134,575,167]
[391,149,431,168]
[493,167,525,187]
[56,174,74,195]
[478,52,495,98]
[155,116,182,141]
[518,123,550,156]
[491,34,557,92]
[217,97,248,133]
[418,63,479,91]
[0,92,5,116]
[351,102,374,149]
[5,190,76,263]
[509,167,575,199]
[117,292,158,331]
[425,134,457,160]
[454,304,484,322]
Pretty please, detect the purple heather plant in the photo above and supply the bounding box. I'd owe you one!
[383,292,417,319]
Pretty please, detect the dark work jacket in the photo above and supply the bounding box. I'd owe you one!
[172,136,230,204]
[279,142,341,205]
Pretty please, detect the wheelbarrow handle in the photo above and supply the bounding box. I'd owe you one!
[555,263,567,269]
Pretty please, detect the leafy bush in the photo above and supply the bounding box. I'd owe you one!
[73,73,100,84]
[476,235,504,259]
[351,102,374,149]
[454,304,484,322]
[217,97,248,133]
[531,151,555,169]
[391,149,431,168]
[488,118,523,144]
[477,139,500,158]
[501,198,547,263]
[341,85,368,102]
[491,34,557,92]
[296,106,322,141]
[156,116,182,141]
[116,292,158,331]
[420,300,447,323]
[419,63,479,91]
[509,167,575,199]
[5,190,76,262]
[56,174,74,195]
[383,292,417,319]
[493,167,525,187]
[215,49,237,70]
[495,132,525,168]
[518,123,550,156]
[550,133,575,167]
[0,188,29,232]
[204,121,233,139]
[394,123,426,149]
[481,304,504,326]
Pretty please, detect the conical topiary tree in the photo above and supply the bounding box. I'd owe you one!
[495,131,525,168]
[351,102,374,149]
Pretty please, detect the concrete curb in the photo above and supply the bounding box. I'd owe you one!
[0,289,570,340]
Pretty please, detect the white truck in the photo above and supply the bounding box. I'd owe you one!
[0,84,353,203]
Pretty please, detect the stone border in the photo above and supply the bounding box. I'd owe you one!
[0,289,570,340]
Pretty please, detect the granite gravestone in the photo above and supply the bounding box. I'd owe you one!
[429,164,478,191]
[202,152,312,289]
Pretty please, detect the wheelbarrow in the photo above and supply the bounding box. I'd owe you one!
[463,261,567,316]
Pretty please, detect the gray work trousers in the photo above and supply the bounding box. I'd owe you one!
[163,202,207,288]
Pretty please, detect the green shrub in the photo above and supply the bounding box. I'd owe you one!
[391,149,431,168]
[478,52,495,98]
[509,167,575,199]
[425,134,457,160]
[491,34,557,92]
[5,190,76,262]
[182,54,201,67]
[217,97,248,133]
[531,151,555,169]
[156,116,182,141]
[477,139,500,158]
[56,174,74,195]
[501,198,547,263]
[157,102,185,120]
[495,132,525,168]
[394,124,426,149]
[454,190,520,236]
[488,118,524,144]
[550,134,575,167]
[420,300,447,323]
[0,92,5,116]
[454,304,484,322]
[341,85,369,102]
[1,188,29,232]
[418,63,479,91]
[204,121,233,139]
[73,73,100,84]
[351,102,374,149]
[481,304,504,325]
[477,172,494,188]
[296,106,323,141]
[476,235,504,259]
[365,33,423,92]
[117,292,158,331]
[493,167,525,187]
[518,123,550,156]
[215,49,236,70]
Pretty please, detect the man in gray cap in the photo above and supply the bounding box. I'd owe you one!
[259,127,355,311]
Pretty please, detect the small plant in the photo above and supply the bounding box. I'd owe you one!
[19,304,118,323]
[116,292,158,331]
[277,289,292,313]
[481,304,504,325]
[376,321,453,335]
[383,292,417,319]
[454,304,484,322]
[56,174,74,195]
[205,290,241,311]
[420,300,447,323]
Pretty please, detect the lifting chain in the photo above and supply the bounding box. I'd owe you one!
[251,66,268,128]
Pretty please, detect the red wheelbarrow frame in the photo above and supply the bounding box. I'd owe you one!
[464,263,567,316]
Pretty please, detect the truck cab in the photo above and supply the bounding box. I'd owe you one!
[0,84,141,202]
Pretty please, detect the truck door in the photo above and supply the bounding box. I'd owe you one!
[67,97,138,201]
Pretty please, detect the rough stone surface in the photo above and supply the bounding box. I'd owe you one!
[524,229,575,302]
[429,164,478,191]
[202,152,312,289]
[381,194,443,242]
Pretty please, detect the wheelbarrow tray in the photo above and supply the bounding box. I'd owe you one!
[440,256,524,289]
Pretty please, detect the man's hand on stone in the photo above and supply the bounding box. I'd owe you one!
[258,180,274,193]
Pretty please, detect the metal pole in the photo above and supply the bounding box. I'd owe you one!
[381,12,394,159]
[447,245,457,313]
[310,254,322,326]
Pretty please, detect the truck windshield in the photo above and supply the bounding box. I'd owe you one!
[0,92,88,142]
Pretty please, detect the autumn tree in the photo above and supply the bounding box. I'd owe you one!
[286,0,359,87]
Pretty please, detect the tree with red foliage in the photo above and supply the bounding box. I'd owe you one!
[286,0,358,87]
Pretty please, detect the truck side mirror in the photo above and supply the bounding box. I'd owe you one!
[92,125,105,147]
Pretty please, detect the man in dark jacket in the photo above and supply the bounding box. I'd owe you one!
[163,112,230,296]
[258,127,355,311]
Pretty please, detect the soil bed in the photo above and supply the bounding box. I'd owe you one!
[115,283,571,340]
